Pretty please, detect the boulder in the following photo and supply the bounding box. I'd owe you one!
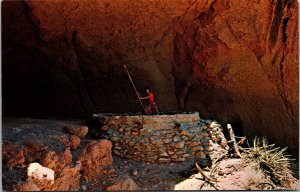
[59,135,71,146]
[13,161,81,191]
[63,125,88,138]
[6,149,26,168]
[79,139,113,181]
[105,178,138,191]
[40,150,58,170]
[3,141,26,168]
[46,163,81,191]
[40,150,65,172]
[13,182,40,191]
[23,140,48,152]
[69,135,81,150]
[27,163,55,189]
[63,147,72,164]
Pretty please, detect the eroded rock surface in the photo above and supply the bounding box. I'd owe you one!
[2,119,110,191]
[63,125,89,139]
[79,140,113,181]
[2,118,298,191]
[105,178,138,191]
[2,0,298,153]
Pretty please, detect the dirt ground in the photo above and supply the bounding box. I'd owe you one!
[2,117,197,190]
[2,117,299,190]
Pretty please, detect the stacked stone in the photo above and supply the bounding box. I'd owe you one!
[208,122,222,141]
[198,121,228,157]
[96,112,207,163]
[95,112,229,164]
[111,124,194,163]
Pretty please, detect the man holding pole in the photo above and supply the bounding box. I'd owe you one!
[138,87,159,115]
[124,65,159,115]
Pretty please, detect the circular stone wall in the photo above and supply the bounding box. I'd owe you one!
[94,112,227,163]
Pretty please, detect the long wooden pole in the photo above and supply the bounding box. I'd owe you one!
[123,65,145,111]
[227,124,241,158]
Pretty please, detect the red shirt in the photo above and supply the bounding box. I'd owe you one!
[148,93,154,103]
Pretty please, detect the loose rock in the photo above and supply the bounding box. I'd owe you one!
[63,125,88,139]
[79,139,113,181]
[69,135,80,150]
[27,163,55,188]
[105,178,138,190]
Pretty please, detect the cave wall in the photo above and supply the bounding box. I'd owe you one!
[2,0,298,152]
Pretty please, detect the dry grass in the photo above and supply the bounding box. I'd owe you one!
[244,167,264,190]
[246,168,263,186]
[239,137,298,188]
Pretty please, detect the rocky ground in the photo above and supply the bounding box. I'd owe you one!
[2,117,299,191]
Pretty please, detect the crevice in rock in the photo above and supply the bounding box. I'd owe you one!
[282,17,289,44]
[71,30,97,114]
[172,34,181,109]
[278,51,286,84]
[179,0,203,22]
[196,0,216,21]
[21,1,43,42]
[267,0,289,52]
[178,74,198,110]
[268,0,283,49]
[277,85,294,126]
[154,29,171,48]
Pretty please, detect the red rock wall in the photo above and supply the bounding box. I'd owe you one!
[2,0,298,152]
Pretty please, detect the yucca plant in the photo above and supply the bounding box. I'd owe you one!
[239,137,295,187]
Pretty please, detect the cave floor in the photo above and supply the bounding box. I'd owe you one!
[2,118,299,190]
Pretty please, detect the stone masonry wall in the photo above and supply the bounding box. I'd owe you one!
[95,112,227,163]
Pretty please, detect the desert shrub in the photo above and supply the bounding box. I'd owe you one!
[239,137,297,188]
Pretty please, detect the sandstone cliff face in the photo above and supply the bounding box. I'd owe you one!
[2,0,298,152]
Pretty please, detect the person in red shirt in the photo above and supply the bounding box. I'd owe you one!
[138,87,159,115]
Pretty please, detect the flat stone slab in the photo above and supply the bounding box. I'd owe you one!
[94,112,200,128]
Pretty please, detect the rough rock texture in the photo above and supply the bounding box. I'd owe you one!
[79,139,113,181]
[69,135,81,150]
[15,163,82,191]
[63,125,89,138]
[47,164,81,191]
[2,0,298,153]
[95,112,227,163]
[3,141,82,191]
[2,119,118,191]
[3,141,27,168]
[105,178,139,191]
[27,163,55,189]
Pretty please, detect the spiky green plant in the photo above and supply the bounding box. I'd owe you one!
[239,137,295,187]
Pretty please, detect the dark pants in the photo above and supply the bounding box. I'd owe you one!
[145,102,159,115]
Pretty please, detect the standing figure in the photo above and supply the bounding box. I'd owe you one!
[138,87,159,115]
